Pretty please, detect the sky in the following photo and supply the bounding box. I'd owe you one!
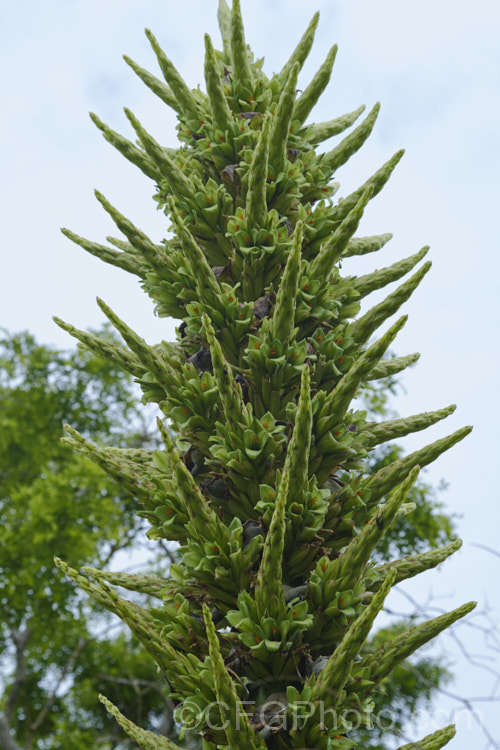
[1,0,500,747]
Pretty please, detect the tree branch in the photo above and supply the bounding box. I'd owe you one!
[4,627,31,722]
[25,637,87,749]
[0,715,23,750]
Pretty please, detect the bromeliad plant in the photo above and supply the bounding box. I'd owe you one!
[55,2,473,748]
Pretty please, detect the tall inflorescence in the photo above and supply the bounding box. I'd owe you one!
[54,2,474,748]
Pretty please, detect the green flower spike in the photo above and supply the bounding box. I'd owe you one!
[353,245,430,299]
[343,231,392,258]
[245,113,273,228]
[204,33,233,132]
[287,364,313,503]
[317,315,407,427]
[373,539,463,589]
[307,570,397,709]
[87,568,171,599]
[323,101,381,173]
[277,11,320,84]
[230,0,254,88]
[359,601,477,694]
[203,604,266,749]
[145,28,199,119]
[93,190,162,258]
[56,4,476,748]
[254,467,289,621]
[167,196,222,306]
[293,44,338,124]
[53,316,143,377]
[309,187,374,280]
[59,227,148,278]
[88,112,159,181]
[123,107,179,178]
[364,404,457,448]
[365,425,473,507]
[270,220,304,344]
[368,351,420,381]
[217,0,232,61]
[123,54,180,111]
[55,558,193,681]
[269,62,301,176]
[99,694,183,750]
[60,425,153,505]
[309,104,366,146]
[334,149,404,221]
[154,417,224,539]
[396,724,456,750]
[332,466,421,592]
[95,297,172,385]
[349,261,432,345]
[201,312,249,429]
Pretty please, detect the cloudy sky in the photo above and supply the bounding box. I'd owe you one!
[2,0,500,746]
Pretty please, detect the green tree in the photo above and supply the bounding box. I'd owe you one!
[53,2,473,748]
[0,331,171,749]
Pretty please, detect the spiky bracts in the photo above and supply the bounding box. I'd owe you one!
[56,2,474,748]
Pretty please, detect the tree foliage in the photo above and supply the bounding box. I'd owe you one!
[0,331,170,749]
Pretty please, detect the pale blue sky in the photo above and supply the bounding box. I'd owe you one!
[1,1,499,747]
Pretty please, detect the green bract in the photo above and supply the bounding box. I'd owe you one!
[56,3,474,749]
